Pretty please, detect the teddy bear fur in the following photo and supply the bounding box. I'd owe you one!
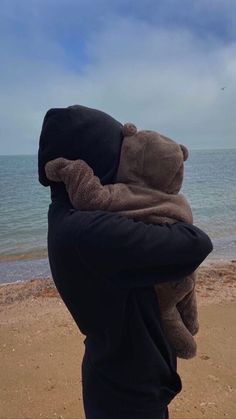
[45,124,199,359]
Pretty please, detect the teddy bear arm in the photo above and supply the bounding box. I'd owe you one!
[58,159,114,211]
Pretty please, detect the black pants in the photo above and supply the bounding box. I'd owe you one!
[83,402,169,419]
[82,355,169,419]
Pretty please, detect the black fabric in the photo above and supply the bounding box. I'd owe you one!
[39,106,213,418]
[38,105,123,186]
[82,354,169,419]
[47,199,212,416]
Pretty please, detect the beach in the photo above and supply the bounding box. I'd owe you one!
[1,261,235,419]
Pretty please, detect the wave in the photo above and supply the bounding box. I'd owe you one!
[0,248,48,262]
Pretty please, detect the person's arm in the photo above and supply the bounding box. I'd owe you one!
[65,209,213,287]
[45,158,115,210]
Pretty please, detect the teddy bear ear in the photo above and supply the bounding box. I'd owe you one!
[122,123,137,137]
[180,144,189,161]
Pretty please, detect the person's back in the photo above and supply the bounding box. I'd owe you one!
[39,105,213,419]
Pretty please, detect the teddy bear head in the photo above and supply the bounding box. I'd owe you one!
[116,123,189,194]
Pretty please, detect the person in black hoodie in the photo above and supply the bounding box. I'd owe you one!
[38,104,213,419]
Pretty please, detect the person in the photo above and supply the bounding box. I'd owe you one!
[38,104,213,419]
[44,123,199,360]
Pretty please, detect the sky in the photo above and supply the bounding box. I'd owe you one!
[0,0,236,154]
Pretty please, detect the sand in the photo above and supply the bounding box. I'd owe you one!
[0,261,236,419]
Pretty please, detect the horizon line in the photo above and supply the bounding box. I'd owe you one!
[1,147,236,157]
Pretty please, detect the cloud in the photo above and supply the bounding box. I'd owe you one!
[0,1,236,154]
[76,19,236,148]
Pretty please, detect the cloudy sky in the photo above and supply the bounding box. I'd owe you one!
[1,0,235,154]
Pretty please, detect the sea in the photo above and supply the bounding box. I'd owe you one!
[0,150,236,284]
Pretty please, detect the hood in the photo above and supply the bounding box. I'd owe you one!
[38,105,124,187]
[116,129,188,194]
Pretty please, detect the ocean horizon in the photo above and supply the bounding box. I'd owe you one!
[0,149,236,284]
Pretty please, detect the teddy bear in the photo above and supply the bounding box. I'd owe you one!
[45,123,199,359]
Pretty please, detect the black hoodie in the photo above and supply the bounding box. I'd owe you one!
[38,105,213,419]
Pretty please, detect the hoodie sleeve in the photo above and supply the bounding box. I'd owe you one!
[67,209,213,287]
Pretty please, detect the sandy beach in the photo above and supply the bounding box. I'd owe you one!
[1,261,236,419]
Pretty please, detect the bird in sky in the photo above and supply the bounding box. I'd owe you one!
[221,86,226,90]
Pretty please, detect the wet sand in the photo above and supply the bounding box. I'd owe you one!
[1,261,236,418]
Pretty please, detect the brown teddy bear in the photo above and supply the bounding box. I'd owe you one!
[45,123,199,359]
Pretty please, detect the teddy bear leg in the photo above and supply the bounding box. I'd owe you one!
[177,276,199,336]
[161,307,197,359]
[155,280,198,357]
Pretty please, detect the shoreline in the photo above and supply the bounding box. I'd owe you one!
[1,260,236,305]
[0,248,234,264]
